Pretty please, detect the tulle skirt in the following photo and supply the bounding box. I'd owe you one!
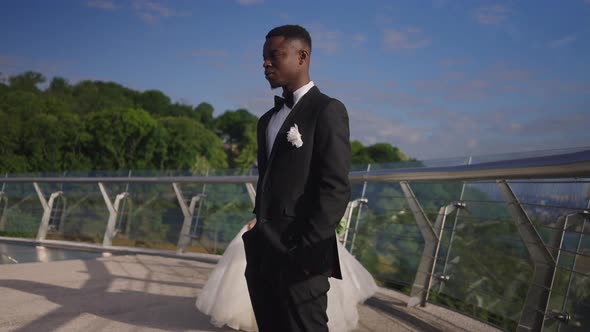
[195,225,377,332]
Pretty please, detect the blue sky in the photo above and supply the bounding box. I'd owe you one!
[1,0,589,159]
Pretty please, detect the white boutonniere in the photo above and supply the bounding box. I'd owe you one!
[287,124,303,148]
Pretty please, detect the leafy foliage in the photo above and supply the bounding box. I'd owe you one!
[0,71,261,173]
[351,140,409,164]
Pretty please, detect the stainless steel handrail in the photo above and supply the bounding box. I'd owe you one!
[2,149,589,184]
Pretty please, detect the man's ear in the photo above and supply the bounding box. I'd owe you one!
[299,49,309,65]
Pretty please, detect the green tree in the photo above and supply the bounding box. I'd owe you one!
[72,80,135,115]
[159,116,227,170]
[0,110,26,172]
[351,140,372,165]
[47,77,72,96]
[1,90,47,119]
[351,141,408,165]
[194,102,214,128]
[0,90,47,172]
[59,112,92,171]
[366,143,408,163]
[137,89,171,116]
[9,71,45,93]
[84,107,167,170]
[233,122,257,169]
[214,109,258,169]
[0,70,245,173]
[0,73,9,94]
[214,109,258,143]
[167,102,194,118]
[72,80,100,114]
[21,112,66,171]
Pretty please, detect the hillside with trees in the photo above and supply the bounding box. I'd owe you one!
[0,71,407,174]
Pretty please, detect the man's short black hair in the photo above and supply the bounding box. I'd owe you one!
[266,25,312,51]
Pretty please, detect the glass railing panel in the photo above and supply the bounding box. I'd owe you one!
[430,182,532,331]
[407,180,465,218]
[350,163,370,172]
[507,180,589,209]
[349,180,423,293]
[44,181,108,243]
[557,269,590,332]
[188,170,253,255]
[110,181,178,249]
[507,179,590,247]
[172,180,208,254]
[0,181,42,238]
[545,223,590,331]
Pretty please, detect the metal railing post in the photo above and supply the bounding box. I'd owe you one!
[497,180,556,332]
[0,174,6,230]
[401,181,463,307]
[0,191,7,231]
[341,198,368,246]
[551,210,590,330]
[439,156,471,293]
[245,182,256,207]
[192,169,209,239]
[34,183,63,241]
[349,164,370,254]
[173,182,203,254]
[99,182,129,247]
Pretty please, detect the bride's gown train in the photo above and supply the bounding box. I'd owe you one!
[196,225,378,332]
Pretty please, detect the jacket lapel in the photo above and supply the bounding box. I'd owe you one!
[265,86,318,167]
[257,111,273,173]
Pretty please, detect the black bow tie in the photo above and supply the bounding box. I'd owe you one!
[274,93,294,109]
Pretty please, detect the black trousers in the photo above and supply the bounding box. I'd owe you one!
[245,265,331,332]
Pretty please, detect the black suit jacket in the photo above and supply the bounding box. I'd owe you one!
[243,86,351,279]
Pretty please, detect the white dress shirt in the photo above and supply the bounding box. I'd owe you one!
[266,81,315,159]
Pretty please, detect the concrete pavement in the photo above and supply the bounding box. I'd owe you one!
[0,254,501,332]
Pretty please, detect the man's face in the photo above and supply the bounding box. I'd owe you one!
[263,36,303,89]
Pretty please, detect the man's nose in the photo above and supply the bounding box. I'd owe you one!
[263,59,271,68]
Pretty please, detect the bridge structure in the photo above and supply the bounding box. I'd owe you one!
[1,147,589,331]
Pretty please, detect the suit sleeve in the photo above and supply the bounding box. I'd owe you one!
[296,99,351,251]
[252,116,267,215]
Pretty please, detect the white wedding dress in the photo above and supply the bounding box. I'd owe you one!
[196,225,378,332]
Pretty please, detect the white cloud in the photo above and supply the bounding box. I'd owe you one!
[414,64,548,101]
[439,58,469,68]
[467,138,478,149]
[348,109,425,147]
[132,0,191,24]
[432,0,447,9]
[351,33,368,48]
[0,55,23,68]
[87,0,190,24]
[383,28,431,51]
[473,5,512,25]
[139,12,158,25]
[548,35,577,48]
[86,1,117,10]
[307,25,341,54]
[509,122,522,131]
[0,55,76,78]
[236,0,264,5]
[236,81,590,160]
[185,49,229,57]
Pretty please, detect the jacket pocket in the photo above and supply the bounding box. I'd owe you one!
[242,227,260,266]
[283,205,296,217]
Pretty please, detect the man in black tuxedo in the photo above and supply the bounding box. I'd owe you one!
[242,25,351,331]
